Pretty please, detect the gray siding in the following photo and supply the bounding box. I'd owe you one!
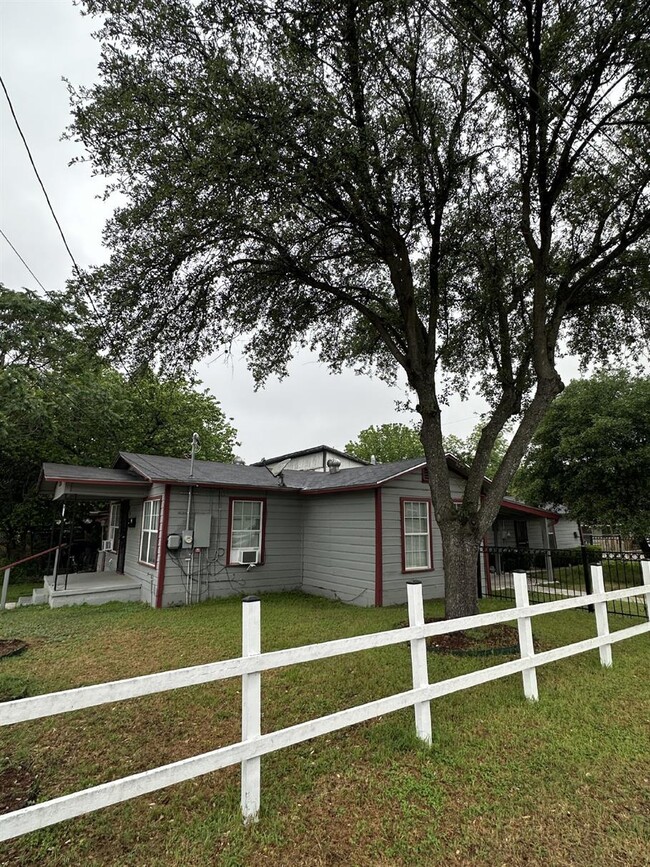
[527,518,546,548]
[160,486,303,606]
[267,450,365,473]
[123,485,165,607]
[302,491,376,606]
[448,471,467,499]
[553,517,581,549]
[381,470,444,606]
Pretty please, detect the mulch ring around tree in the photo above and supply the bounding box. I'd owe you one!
[0,639,28,660]
[428,622,528,656]
[0,763,39,815]
[398,619,545,656]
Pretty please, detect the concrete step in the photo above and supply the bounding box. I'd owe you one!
[3,601,17,610]
[31,588,48,604]
[17,596,33,607]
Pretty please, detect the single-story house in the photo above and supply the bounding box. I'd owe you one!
[38,445,566,608]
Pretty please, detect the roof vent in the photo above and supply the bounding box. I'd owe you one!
[233,456,246,465]
[370,455,376,465]
[327,458,341,474]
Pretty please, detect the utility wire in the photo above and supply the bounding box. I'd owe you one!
[0,74,87,283]
[0,226,48,293]
[0,73,148,394]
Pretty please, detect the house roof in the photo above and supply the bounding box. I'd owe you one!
[296,457,426,491]
[38,463,150,496]
[114,451,424,492]
[38,451,558,519]
[252,444,369,466]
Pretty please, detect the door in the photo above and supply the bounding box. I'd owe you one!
[116,502,129,574]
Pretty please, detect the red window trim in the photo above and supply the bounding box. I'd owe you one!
[227,496,267,566]
[374,488,383,607]
[138,496,162,567]
[155,485,171,608]
[400,496,434,574]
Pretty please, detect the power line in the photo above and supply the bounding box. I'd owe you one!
[0,74,86,282]
[0,227,48,294]
[0,73,147,394]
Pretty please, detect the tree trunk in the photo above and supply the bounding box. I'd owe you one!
[636,536,650,558]
[439,521,482,619]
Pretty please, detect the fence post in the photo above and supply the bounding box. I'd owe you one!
[513,571,539,701]
[407,580,432,745]
[590,564,612,668]
[581,545,595,612]
[241,596,261,823]
[641,560,650,622]
[0,568,10,610]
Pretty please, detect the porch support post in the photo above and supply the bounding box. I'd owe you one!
[641,560,650,623]
[0,568,10,610]
[407,580,432,745]
[241,596,261,823]
[53,502,66,591]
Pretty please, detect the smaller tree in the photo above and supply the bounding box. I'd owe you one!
[345,423,422,463]
[0,286,239,558]
[513,372,650,551]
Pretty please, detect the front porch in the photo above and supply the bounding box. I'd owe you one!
[43,572,142,608]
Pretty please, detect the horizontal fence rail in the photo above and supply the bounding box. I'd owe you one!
[1,565,649,841]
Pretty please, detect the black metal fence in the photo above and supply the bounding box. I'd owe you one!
[481,545,648,619]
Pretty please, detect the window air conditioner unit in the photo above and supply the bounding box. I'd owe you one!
[237,549,259,565]
[101,540,113,552]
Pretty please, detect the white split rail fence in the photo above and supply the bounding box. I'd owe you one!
[1,565,649,841]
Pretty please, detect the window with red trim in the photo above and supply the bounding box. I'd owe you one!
[228,499,264,565]
[139,499,160,565]
[402,499,432,571]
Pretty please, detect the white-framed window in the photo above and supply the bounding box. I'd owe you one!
[229,498,264,565]
[402,499,432,571]
[107,503,120,552]
[140,498,161,566]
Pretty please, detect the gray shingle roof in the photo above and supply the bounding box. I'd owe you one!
[41,463,147,485]
[115,452,425,492]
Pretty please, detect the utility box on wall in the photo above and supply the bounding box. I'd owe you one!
[193,514,211,548]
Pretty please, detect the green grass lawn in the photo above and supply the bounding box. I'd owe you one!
[0,593,648,867]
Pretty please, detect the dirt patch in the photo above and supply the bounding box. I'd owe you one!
[0,639,28,660]
[396,618,546,656]
[0,763,39,815]
[427,623,522,655]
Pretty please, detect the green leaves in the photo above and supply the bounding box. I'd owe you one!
[513,371,650,537]
[0,286,239,557]
[345,423,422,463]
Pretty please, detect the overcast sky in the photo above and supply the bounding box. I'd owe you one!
[1,0,584,464]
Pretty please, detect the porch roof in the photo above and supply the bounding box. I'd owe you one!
[39,463,150,500]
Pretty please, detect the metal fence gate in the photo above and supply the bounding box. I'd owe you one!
[481,545,648,619]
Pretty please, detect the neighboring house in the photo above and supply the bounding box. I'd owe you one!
[38,445,564,609]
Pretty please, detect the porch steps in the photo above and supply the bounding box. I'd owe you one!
[16,596,34,607]
[44,573,142,608]
[31,588,48,605]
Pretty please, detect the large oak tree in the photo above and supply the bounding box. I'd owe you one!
[70,0,649,616]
